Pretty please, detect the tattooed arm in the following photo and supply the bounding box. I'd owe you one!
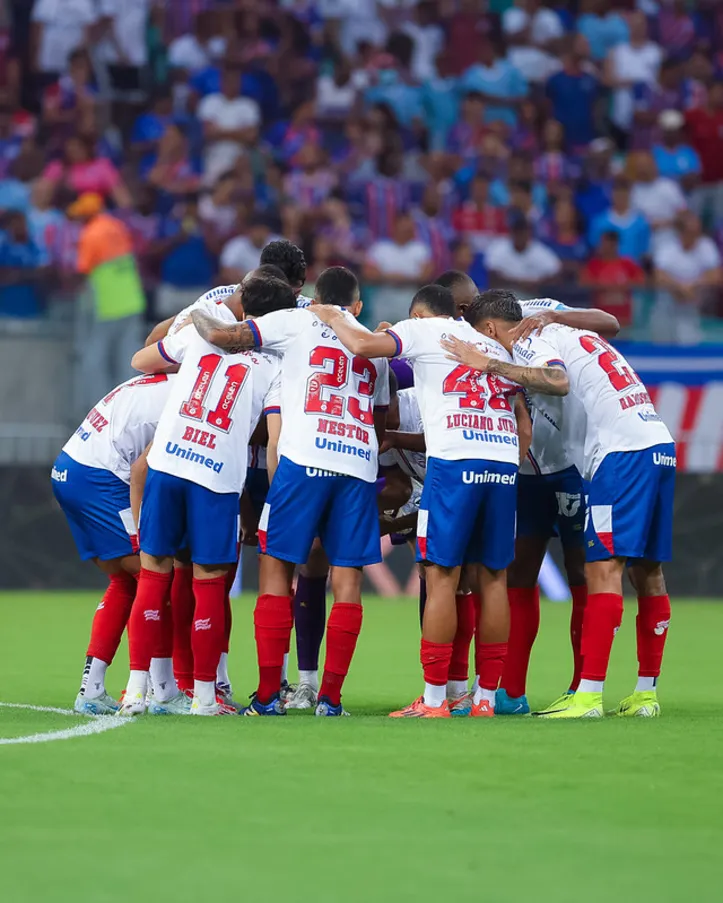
[190,309,257,352]
[440,335,569,396]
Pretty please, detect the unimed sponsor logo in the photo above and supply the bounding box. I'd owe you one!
[51,467,68,482]
[305,467,342,478]
[314,437,371,461]
[165,441,224,473]
[653,451,676,467]
[462,471,517,485]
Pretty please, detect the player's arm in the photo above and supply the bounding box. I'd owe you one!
[441,335,569,396]
[266,412,281,483]
[130,443,151,538]
[380,510,418,537]
[190,309,257,352]
[144,316,176,347]
[131,341,181,373]
[511,307,620,342]
[307,304,398,358]
[514,394,532,466]
[377,465,412,513]
[383,431,426,453]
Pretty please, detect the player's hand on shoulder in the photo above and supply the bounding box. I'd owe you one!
[510,311,556,343]
[374,321,393,333]
[307,304,339,325]
[440,334,491,372]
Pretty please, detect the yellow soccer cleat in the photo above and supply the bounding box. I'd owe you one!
[532,692,575,716]
[614,690,660,718]
[536,691,604,719]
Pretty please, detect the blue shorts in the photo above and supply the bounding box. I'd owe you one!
[416,457,517,569]
[51,451,136,561]
[517,465,585,547]
[259,456,381,568]
[245,466,270,518]
[585,443,676,563]
[140,467,239,565]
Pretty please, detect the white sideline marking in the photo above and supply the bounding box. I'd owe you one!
[0,702,133,745]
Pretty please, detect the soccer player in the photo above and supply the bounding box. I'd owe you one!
[444,296,674,718]
[52,372,174,714]
[119,275,296,716]
[434,270,478,317]
[495,295,621,715]
[260,238,313,307]
[190,266,390,716]
[309,285,539,718]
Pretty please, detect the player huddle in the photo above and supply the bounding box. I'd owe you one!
[51,239,674,720]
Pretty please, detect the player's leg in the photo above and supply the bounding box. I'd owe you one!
[170,553,194,693]
[287,540,329,709]
[447,565,477,715]
[562,543,587,693]
[316,473,381,716]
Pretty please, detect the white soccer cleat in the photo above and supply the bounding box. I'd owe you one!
[285,683,318,710]
[190,696,223,716]
[147,691,192,715]
[117,690,147,716]
[74,691,120,716]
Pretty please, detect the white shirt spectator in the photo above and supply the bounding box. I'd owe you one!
[653,235,721,284]
[400,21,445,82]
[367,239,431,280]
[486,236,562,281]
[97,0,151,67]
[315,75,357,117]
[609,40,662,130]
[168,34,226,72]
[32,0,97,74]
[631,177,687,248]
[197,92,261,185]
[507,46,560,83]
[220,236,269,277]
[503,6,564,45]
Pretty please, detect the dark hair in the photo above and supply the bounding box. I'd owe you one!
[409,284,456,318]
[241,276,296,318]
[465,290,522,327]
[434,270,476,291]
[254,263,288,281]
[314,266,359,307]
[260,239,307,289]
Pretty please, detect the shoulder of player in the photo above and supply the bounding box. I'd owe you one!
[519,297,568,313]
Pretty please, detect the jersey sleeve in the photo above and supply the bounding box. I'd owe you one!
[513,332,565,370]
[373,358,390,409]
[263,369,282,415]
[248,309,300,352]
[385,319,419,359]
[158,326,194,365]
[519,298,571,314]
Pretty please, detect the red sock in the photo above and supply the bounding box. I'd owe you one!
[421,638,453,687]
[319,602,363,706]
[569,584,588,691]
[500,586,540,698]
[448,594,476,682]
[580,593,624,682]
[476,642,508,691]
[191,576,227,682]
[222,564,237,655]
[171,567,194,691]
[636,595,671,678]
[128,569,173,672]
[254,594,293,703]
[87,571,136,665]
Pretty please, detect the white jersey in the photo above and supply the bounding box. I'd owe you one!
[387,317,520,464]
[379,388,426,483]
[249,306,389,482]
[63,373,174,484]
[168,285,239,336]
[517,323,673,480]
[149,327,280,494]
[296,294,313,309]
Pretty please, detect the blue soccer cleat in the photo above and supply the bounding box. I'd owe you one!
[315,696,350,717]
[495,688,530,715]
[242,693,286,716]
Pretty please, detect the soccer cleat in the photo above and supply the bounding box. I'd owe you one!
[315,696,350,717]
[117,690,147,716]
[614,690,660,718]
[448,693,473,717]
[216,685,244,713]
[148,690,193,715]
[495,688,530,715]
[536,691,604,719]
[190,695,235,716]
[74,691,120,716]
[280,680,297,705]
[389,696,451,718]
[242,694,287,716]
[532,691,575,716]
[470,698,495,717]
[285,683,318,710]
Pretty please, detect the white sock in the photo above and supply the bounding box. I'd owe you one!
[423,682,447,708]
[216,652,231,688]
[150,658,177,702]
[281,652,289,684]
[636,676,656,692]
[126,670,148,699]
[446,679,468,700]
[471,676,480,693]
[194,679,216,707]
[578,679,604,693]
[81,656,108,699]
[299,669,319,692]
[473,685,496,706]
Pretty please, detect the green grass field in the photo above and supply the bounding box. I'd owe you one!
[1,592,721,902]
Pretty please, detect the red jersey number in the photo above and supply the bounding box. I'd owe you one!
[347,357,378,426]
[579,335,638,392]
[179,353,249,432]
[443,365,513,412]
[305,346,347,418]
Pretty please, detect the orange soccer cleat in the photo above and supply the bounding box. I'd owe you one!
[389,696,452,718]
[470,698,495,717]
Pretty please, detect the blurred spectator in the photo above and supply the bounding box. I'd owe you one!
[363,212,433,320]
[360,148,416,240]
[446,92,487,163]
[0,2,19,109]
[652,111,701,193]
[452,173,508,253]
[131,89,176,176]
[581,229,645,327]
[283,145,338,214]
[460,39,528,128]
[445,0,495,76]
[315,60,359,121]
[0,210,48,318]
[686,81,723,227]
[652,212,723,344]
[96,0,151,98]
[72,192,146,405]
[539,197,589,282]
[545,38,600,151]
[219,215,273,284]
[198,172,240,240]
[39,136,132,208]
[629,151,687,249]
[31,0,97,93]
[411,183,454,274]
[26,179,64,260]
[589,178,651,262]
[318,193,367,266]
[631,58,703,151]
[115,184,160,289]
[604,11,662,147]
[535,120,580,184]
[167,11,226,74]
[363,63,423,128]
[656,0,699,59]
[576,0,629,62]
[41,49,97,146]
[502,0,564,51]
[198,65,260,186]
[575,137,615,224]
[485,214,562,291]
[154,195,219,316]
[146,123,200,209]
[400,1,444,83]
